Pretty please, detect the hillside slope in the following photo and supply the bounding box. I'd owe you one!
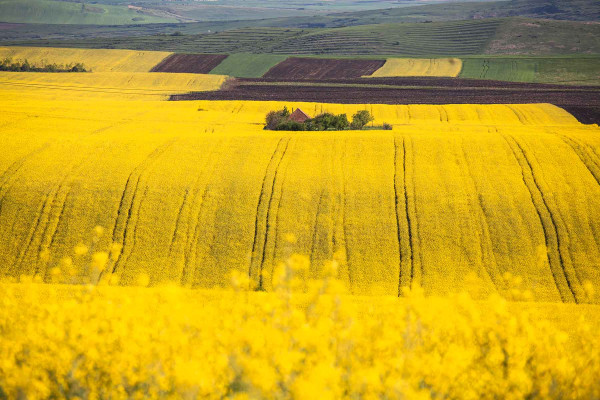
[1,86,599,301]
[3,18,598,57]
[0,0,177,25]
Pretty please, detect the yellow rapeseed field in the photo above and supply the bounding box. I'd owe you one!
[0,258,599,399]
[0,71,227,100]
[0,46,172,72]
[1,66,600,398]
[367,58,463,77]
[0,82,598,301]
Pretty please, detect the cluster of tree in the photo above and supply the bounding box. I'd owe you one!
[0,58,87,73]
[265,107,392,131]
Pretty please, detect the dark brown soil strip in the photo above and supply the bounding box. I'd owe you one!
[150,53,228,74]
[559,106,600,125]
[243,77,600,91]
[171,84,600,123]
[262,57,385,79]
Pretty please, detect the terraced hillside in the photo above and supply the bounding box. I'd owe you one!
[2,19,505,56]
[1,84,599,301]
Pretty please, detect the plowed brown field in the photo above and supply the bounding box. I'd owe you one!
[150,53,228,74]
[171,78,600,124]
[262,57,385,79]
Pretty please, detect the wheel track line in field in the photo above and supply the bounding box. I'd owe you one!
[0,144,51,217]
[405,136,424,286]
[258,138,292,289]
[168,188,190,257]
[182,142,227,285]
[506,105,531,126]
[552,133,600,262]
[115,186,150,278]
[164,141,222,284]
[459,136,500,291]
[249,138,286,280]
[264,139,296,286]
[249,137,290,289]
[340,138,352,288]
[558,135,600,187]
[393,136,413,294]
[309,189,327,272]
[15,140,105,276]
[109,139,177,275]
[37,121,138,279]
[502,133,578,303]
[514,136,584,297]
[15,159,80,276]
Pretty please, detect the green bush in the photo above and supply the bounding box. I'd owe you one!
[351,110,374,130]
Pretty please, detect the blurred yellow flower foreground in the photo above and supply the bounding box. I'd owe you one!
[1,256,599,400]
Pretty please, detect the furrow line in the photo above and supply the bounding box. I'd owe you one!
[0,144,50,217]
[459,140,500,291]
[559,135,600,187]
[115,186,150,278]
[168,188,190,257]
[309,189,327,272]
[263,139,295,286]
[393,136,413,294]
[248,137,290,289]
[258,138,292,290]
[109,140,176,275]
[502,134,577,303]
[181,142,223,286]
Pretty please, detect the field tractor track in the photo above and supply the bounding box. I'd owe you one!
[109,140,176,276]
[265,141,295,283]
[0,144,50,216]
[309,189,327,272]
[162,142,223,285]
[393,136,413,294]
[168,188,190,258]
[14,157,82,277]
[558,135,600,188]
[503,134,579,303]
[249,137,291,290]
[459,138,500,291]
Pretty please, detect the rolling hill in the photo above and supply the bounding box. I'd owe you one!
[0,0,177,25]
[1,79,599,300]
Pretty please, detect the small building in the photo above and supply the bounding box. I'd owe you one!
[289,108,310,123]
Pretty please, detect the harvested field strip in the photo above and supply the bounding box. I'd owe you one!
[0,72,226,100]
[2,96,600,300]
[368,58,463,78]
[150,53,228,74]
[0,46,172,72]
[263,57,385,80]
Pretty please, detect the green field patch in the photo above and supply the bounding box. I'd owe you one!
[460,57,600,85]
[209,53,288,78]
